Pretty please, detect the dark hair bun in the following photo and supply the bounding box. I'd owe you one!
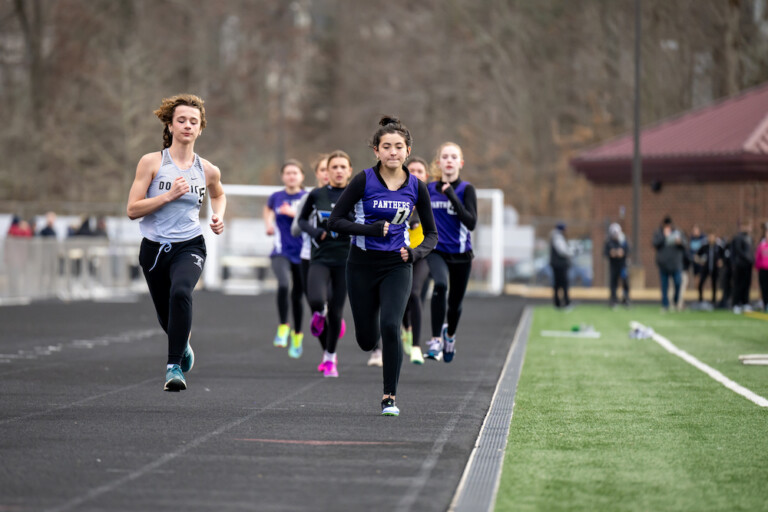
[379,115,400,127]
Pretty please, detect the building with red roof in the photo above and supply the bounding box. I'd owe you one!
[571,82,768,291]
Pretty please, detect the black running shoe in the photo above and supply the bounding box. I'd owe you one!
[381,398,399,416]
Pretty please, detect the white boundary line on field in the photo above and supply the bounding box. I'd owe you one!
[630,321,768,408]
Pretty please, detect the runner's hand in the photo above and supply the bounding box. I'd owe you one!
[168,177,190,201]
[210,214,224,235]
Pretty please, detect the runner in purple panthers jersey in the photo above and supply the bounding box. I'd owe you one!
[329,116,437,417]
[264,160,307,352]
[424,142,477,364]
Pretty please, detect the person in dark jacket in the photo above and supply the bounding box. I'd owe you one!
[652,216,686,311]
[604,222,630,307]
[39,212,57,237]
[695,232,724,305]
[549,222,573,309]
[730,220,754,313]
[717,237,734,309]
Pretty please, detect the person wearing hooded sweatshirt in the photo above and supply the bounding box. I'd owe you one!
[652,216,687,311]
[604,222,630,307]
[549,222,573,309]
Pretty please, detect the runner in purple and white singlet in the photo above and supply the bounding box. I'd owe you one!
[329,116,437,417]
[424,142,477,364]
[264,160,307,355]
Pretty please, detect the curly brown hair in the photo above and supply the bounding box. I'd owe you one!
[153,94,207,149]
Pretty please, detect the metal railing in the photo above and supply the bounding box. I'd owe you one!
[0,237,144,302]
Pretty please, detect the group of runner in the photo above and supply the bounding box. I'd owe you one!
[127,95,477,417]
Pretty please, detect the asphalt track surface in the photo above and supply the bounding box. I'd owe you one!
[0,291,526,512]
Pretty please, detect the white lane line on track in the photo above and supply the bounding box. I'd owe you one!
[0,377,157,426]
[44,379,323,512]
[630,321,768,408]
[0,329,162,367]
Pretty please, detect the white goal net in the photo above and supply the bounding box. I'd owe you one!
[203,184,504,295]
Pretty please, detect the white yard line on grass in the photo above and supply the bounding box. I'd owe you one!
[630,321,768,408]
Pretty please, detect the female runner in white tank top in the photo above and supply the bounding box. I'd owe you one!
[127,94,226,392]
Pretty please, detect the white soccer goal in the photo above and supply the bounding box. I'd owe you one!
[203,184,504,295]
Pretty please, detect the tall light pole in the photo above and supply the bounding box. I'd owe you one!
[632,0,642,271]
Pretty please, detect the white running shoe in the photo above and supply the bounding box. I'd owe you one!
[425,338,443,361]
[367,348,383,367]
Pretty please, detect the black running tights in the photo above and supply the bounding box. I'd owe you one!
[307,263,347,354]
[139,236,205,366]
[427,253,472,338]
[346,259,412,396]
[402,258,430,346]
[271,256,303,332]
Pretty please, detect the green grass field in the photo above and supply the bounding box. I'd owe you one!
[496,305,768,512]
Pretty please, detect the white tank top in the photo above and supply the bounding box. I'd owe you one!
[139,148,206,243]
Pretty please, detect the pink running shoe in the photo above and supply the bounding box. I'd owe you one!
[323,359,338,378]
[339,319,346,338]
[317,360,327,373]
[311,311,326,337]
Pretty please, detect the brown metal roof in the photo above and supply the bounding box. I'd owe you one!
[572,82,768,183]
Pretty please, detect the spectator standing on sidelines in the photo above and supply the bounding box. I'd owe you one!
[754,223,768,311]
[731,220,754,313]
[696,231,724,306]
[689,225,706,295]
[652,216,686,312]
[604,222,630,308]
[717,237,734,309]
[549,222,573,310]
[7,215,33,237]
[39,212,57,237]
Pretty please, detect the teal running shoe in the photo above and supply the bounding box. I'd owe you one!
[442,324,455,363]
[180,336,194,373]
[381,397,399,416]
[164,364,186,392]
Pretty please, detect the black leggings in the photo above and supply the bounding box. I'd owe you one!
[552,266,570,308]
[760,269,768,307]
[307,263,347,354]
[139,236,206,366]
[301,258,311,301]
[347,257,412,396]
[402,258,430,347]
[427,253,472,338]
[699,268,719,303]
[608,264,629,304]
[271,256,303,332]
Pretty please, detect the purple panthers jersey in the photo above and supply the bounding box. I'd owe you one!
[429,180,472,254]
[352,167,420,252]
[268,189,307,263]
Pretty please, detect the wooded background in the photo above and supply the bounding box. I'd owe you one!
[2,0,767,220]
